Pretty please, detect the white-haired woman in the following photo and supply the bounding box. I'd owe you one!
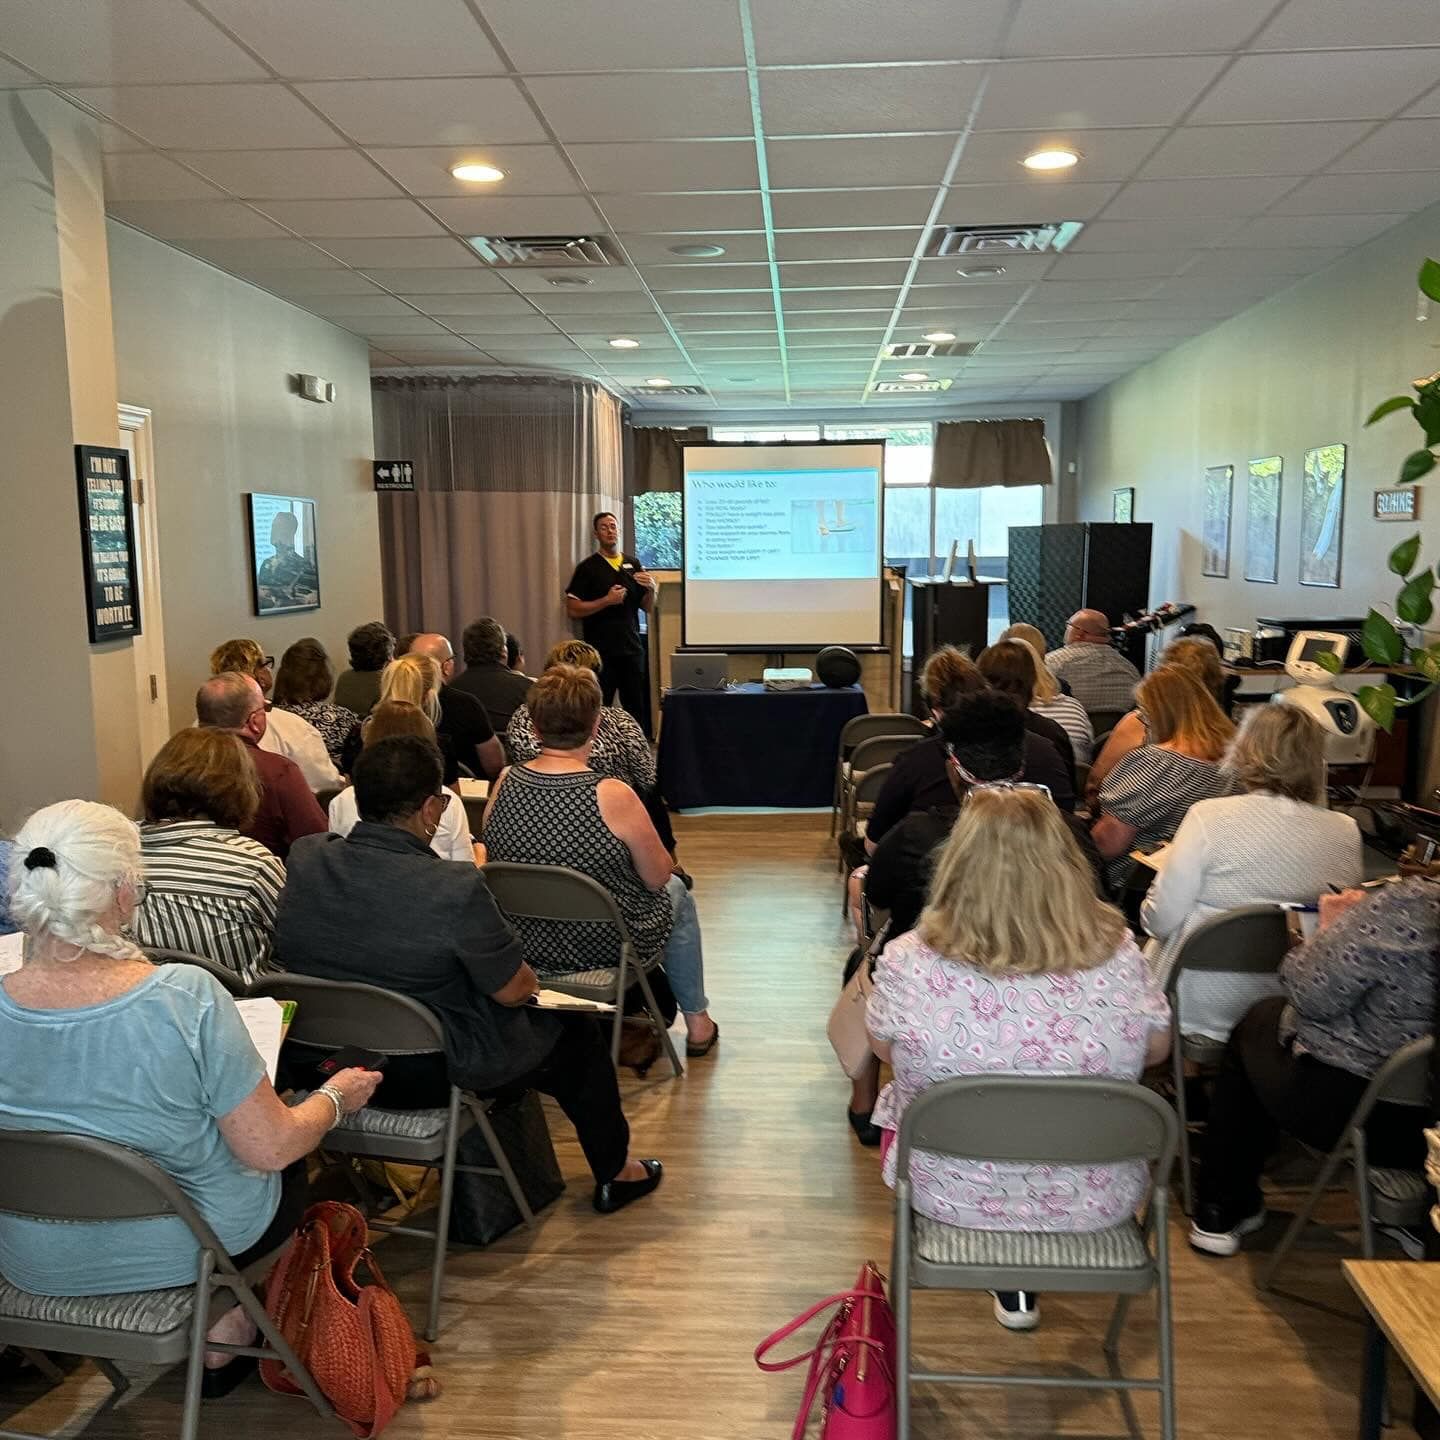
[0,800,380,1393]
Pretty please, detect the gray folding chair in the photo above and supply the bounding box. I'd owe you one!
[831,713,929,835]
[1162,905,1291,1214]
[247,974,534,1342]
[0,1130,332,1440]
[1089,709,1128,739]
[838,764,894,904]
[892,1077,1179,1440]
[141,946,249,997]
[1259,1035,1432,1292]
[482,862,684,1079]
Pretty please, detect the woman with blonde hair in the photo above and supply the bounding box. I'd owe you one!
[1091,666,1237,892]
[358,652,459,783]
[1142,703,1362,1040]
[866,787,1170,1331]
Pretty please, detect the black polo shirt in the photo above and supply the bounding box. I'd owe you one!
[566,550,646,659]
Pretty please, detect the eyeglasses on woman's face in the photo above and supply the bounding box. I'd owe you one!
[431,791,452,812]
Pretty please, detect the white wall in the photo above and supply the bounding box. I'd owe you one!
[1077,203,1440,634]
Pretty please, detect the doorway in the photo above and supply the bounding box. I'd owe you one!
[118,404,169,767]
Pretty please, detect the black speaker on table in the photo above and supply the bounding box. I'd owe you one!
[816,645,861,688]
[1008,523,1152,649]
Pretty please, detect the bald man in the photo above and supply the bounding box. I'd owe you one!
[197,672,327,858]
[408,633,504,780]
[1044,608,1141,717]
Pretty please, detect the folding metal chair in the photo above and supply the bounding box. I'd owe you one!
[1162,905,1291,1214]
[247,974,534,1342]
[1088,709,1128,740]
[481,862,684,1079]
[1259,1035,1432,1292]
[837,764,894,910]
[141,945,249,997]
[831,713,929,836]
[892,1076,1179,1440]
[0,1130,333,1440]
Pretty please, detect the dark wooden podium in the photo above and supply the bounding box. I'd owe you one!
[909,576,1006,712]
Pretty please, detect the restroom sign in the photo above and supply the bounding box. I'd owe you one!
[374,460,415,492]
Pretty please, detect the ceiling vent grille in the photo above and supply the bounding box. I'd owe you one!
[928,222,1083,257]
[871,378,954,394]
[631,383,707,396]
[884,340,979,360]
[466,235,613,266]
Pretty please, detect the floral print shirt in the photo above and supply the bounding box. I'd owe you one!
[867,929,1170,1231]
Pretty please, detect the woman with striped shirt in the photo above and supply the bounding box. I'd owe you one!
[131,729,284,985]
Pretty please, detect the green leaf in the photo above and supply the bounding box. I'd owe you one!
[1358,683,1398,732]
[1315,650,1343,674]
[1414,647,1440,684]
[1362,608,1406,666]
[1400,449,1437,484]
[1421,258,1440,304]
[1366,394,1416,426]
[1398,568,1436,625]
[1388,533,1422,577]
[1416,390,1440,447]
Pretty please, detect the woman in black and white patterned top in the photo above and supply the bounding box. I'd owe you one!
[1091,667,1237,893]
[272,638,359,768]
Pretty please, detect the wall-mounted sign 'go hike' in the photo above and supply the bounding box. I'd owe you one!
[75,444,141,643]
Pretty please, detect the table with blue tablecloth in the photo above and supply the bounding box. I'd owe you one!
[657,682,869,809]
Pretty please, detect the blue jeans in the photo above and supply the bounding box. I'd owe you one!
[661,873,708,1014]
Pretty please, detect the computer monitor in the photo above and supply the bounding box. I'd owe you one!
[1285,630,1349,685]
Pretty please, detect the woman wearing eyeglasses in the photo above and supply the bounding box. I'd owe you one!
[866,786,1171,1334]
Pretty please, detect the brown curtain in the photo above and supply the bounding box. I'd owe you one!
[373,375,625,665]
[626,424,708,498]
[931,418,1051,488]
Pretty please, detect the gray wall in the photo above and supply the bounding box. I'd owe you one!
[107,224,382,734]
[1077,202,1440,634]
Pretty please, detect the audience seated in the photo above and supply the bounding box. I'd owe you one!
[1044,608,1142,717]
[271,637,360,767]
[132,728,286,985]
[197,673,327,859]
[1089,636,1233,795]
[483,666,716,1055]
[342,652,449,781]
[0,799,379,1384]
[275,735,663,1214]
[864,648,1074,858]
[450,617,533,734]
[0,840,14,938]
[1189,876,1436,1256]
[1091,666,1236,893]
[333,620,394,720]
[394,632,418,657]
[328,701,476,865]
[977,640,1077,787]
[506,632,529,677]
[209,638,340,791]
[865,787,1170,1331]
[407,633,504,780]
[1002,633,1093,764]
[1143,705,1362,1041]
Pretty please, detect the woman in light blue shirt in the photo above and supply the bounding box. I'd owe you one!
[0,800,380,1392]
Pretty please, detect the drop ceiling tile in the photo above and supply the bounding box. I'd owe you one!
[979,337,1084,354]
[1269,171,1440,215]
[1190,52,1440,125]
[951,128,1166,184]
[569,140,758,193]
[681,348,783,365]
[0,0,263,83]
[258,198,448,236]
[387,345,487,361]
[782,288,901,312]
[0,56,38,84]
[567,330,691,349]
[975,57,1227,131]
[428,313,567,331]
[671,312,779,332]
[1105,175,1297,220]
[1003,0,1263,55]
[914,253,1056,283]
[1182,248,1346,277]
[350,315,455,335]
[176,237,341,270]
[107,199,290,239]
[553,312,672,333]
[503,267,646,294]
[642,264,770,290]
[766,134,960,189]
[1048,250,1193,280]
[1331,119,1440,172]
[597,192,764,231]
[175,148,401,200]
[786,346,880,361]
[293,294,422,318]
[939,179,1121,223]
[200,0,504,79]
[102,152,228,201]
[544,290,692,314]
[751,0,1009,62]
[1068,217,1243,251]
[297,78,545,146]
[1231,212,1412,247]
[901,281,1031,305]
[524,72,751,141]
[1138,123,1372,180]
[771,188,935,228]
[1253,0,1440,49]
[992,319,1107,336]
[1407,85,1440,119]
[360,267,513,293]
[71,84,338,150]
[786,330,888,346]
[772,229,923,262]
[1032,278,1167,301]
[1008,299,1136,321]
[367,144,579,198]
[483,0,744,69]
[782,260,913,288]
[255,270,392,296]
[618,232,769,263]
[759,65,986,136]
[661,293,780,315]
[322,236,480,267]
[425,195,603,233]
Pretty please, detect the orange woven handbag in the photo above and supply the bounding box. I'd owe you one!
[260,1201,438,1437]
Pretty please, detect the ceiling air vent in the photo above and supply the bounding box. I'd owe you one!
[631,383,707,396]
[870,378,954,394]
[928,222,1083,258]
[465,235,612,266]
[884,340,980,360]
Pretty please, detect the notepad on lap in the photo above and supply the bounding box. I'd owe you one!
[457,778,490,801]
[235,997,287,1084]
[531,989,616,1014]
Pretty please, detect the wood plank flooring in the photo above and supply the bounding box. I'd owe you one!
[5,812,1418,1438]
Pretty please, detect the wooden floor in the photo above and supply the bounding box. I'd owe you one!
[7,813,1416,1438]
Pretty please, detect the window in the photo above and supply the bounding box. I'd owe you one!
[711,426,822,443]
[632,491,681,570]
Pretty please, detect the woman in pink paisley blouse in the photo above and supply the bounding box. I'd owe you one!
[866,786,1171,1332]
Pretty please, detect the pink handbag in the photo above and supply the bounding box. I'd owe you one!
[755,1262,897,1440]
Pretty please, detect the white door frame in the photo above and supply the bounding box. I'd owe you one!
[118,403,170,765]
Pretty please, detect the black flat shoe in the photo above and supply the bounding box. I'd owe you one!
[848,1108,883,1148]
[201,1353,257,1400]
[686,1022,719,1058]
[673,866,694,891]
[594,1159,663,1214]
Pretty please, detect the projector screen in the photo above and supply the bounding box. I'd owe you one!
[682,442,885,649]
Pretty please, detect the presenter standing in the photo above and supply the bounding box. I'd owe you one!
[565,511,654,737]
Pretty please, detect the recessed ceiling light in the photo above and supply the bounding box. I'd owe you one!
[1022,147,1080,172]
[450,162,505,183]
[667,242,727,258]
[608,337,640,349]
[643,377,672,387]
[899,371,929,381]
[726,375,757,383]
[955,264,1007,278]
[922,330,957,343]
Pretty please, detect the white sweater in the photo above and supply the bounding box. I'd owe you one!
[327,786,475,865]
[1141,791,1363,1041]
[260,706,342,792]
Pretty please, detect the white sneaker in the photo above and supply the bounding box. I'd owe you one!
[991,1290,1040,1331]
[1189,1206,1267,1257]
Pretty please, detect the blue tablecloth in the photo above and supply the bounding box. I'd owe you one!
[657,683,869,809]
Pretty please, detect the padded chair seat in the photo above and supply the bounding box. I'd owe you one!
[913,1214,1150,1277]
[547,968,619,990]
[1179,1032,1227,1067]
[1370,1166,1429,1212]
[293,1092,448,1141]
[0,1278,193,1336]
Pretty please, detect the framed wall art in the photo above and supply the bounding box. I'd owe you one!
[247,493,320,615]
[1244,455,1282,584]
[1201,464,1233,578]
[1299,444,1346,588]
